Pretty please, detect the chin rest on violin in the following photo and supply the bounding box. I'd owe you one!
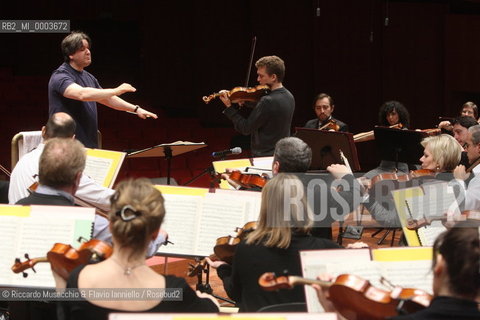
[202,85,270,104]
[259,272,432,320]
[12,239,113,280]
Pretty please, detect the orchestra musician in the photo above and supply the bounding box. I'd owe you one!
[365,134,463,228]
[56,178,219,319]
[363,101,411,179]
[304,93,349,132]
[314,220,480,320]
[438,101,478,131]
[454,124,480,210]
[9,113,167,255]
[222,137,364,240]
[206,173,342,312]
[449,116,478,166]
[219,55,295,157]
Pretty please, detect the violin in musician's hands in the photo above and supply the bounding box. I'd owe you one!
[203,85,270,105]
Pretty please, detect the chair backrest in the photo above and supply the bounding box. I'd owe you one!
[257,302,307,312]
[11,130,102,170]
[11,131,43,170]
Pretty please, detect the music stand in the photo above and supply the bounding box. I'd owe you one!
[295,127,361,171]
[373,127,428,169]
[127,142,206,185]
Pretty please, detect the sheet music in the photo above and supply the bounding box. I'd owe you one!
[0,206,95,288]
[300,249,371,313]
[84,156,113,186]
[405,182,455,246]
[158,194,203,256]
[377,260,433,294]
[157,191,261,257]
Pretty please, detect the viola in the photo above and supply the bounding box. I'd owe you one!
[369,169,436,189]
[228,170,268,189]
[202,85,270,104]
[11,239,112,280]
[187,221,257,276]
[406,210,480,230]
[258,272,432,320]
[319,119,340,131]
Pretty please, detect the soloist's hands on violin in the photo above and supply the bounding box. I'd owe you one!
[327,164,352,180]
[219,90,245,107]
[205,257,227,269]
[453,165,470,181]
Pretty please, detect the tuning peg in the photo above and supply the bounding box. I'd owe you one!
[15,258,20,264]
[22,272,28,278]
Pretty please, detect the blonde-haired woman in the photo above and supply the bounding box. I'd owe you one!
[207,173,341,312]
[58,178,218,320]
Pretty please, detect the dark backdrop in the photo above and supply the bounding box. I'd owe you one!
[2,0,480,170]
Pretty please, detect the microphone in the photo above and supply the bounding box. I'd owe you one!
[212,147,242,158]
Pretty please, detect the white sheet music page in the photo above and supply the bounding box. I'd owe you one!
[84,156,113,186]
[405,182,455,246]
[0,205,94,288]
[157,194,203,256]
[300,248,371,312]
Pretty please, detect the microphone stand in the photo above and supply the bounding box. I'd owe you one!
[183,155,226,188]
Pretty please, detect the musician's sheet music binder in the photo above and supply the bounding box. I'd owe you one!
[0,205,95,288]
[85,148,126,188]
[391,181,459,246]
[300,247,433,313]
[294,127,361,171]
[153,185,261,257]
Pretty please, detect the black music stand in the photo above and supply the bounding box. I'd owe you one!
[127,142,206,185]
[295,127,361,171]
[373,127,428,169]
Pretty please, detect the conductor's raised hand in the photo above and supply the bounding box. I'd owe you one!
[135,106,158,119]
[115,83,136,96]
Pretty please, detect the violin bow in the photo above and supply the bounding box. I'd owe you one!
[244,36,257,87]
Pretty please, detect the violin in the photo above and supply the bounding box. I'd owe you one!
[228,170,268,189]
[202,85,270,104]
[354,123,403,143]
[258,272,432,320]
[187,221,257,276]
[319,119,340,131]
[11,239,112,280]
[369,169,436,189]
[406,210,480,230]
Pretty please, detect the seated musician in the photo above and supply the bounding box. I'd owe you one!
[314,220,480,320]
[11,113,166,255]
[206,173,342,312]
[438,101,478,131]
[366,134,463,228]
[454,124,480,210]
[363,101,411,179]
[450,116,478,166]
[56,178,219,319]
[304,93,349,132]
[223,137,364,240]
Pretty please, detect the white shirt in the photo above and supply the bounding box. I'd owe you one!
[457,164,480,210]
[8,143,166,256]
